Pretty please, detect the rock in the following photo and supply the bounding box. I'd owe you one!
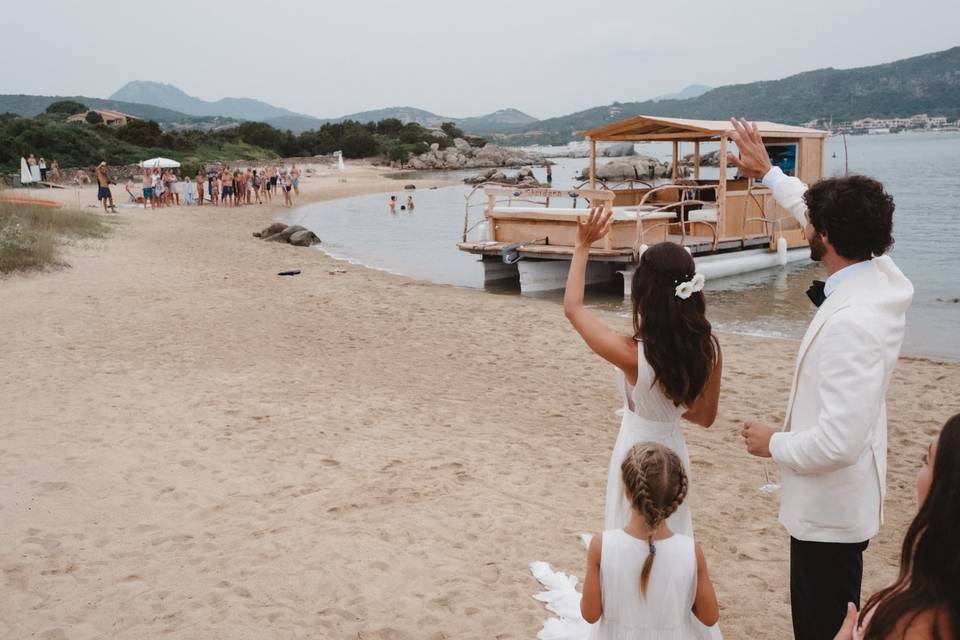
[254,222,288,238]
[264,224,306,243]
[453,138,471,151]
[516,167,534,179]
[430,143,440,152]
[681,150,721,167]
[599,142,636,157]
[404,184,416,190]
[576,155,682,182]
[288,230,321,247]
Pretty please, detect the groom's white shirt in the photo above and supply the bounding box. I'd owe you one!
[762,167,914,543]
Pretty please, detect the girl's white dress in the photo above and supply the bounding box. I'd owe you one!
[593,530,702,640]
[530,343,721,639]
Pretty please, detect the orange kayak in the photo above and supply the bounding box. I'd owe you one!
[0,197,63,208]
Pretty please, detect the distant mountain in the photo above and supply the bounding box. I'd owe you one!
[492,46,960,144]
[458,109,539,135]
[0,93,236,130]
[110,81,311,122]
[652,84,713,101]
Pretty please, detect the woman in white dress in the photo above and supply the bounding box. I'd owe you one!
[531,207,723,639]
[563,207,722,535]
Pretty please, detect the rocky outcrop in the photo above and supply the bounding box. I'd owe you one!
[253,223,322,247]
[576,155,683,182]
[464,166,542,186]
[524,141,637,158]
[680,150,721,167]
[399,139,545,170]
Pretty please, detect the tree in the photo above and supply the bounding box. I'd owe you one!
[46,100,88,115]
[85,111,103,124]
[441,121,464,139]
[116,119,163,147]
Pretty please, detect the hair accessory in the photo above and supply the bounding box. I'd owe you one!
[674,273,705,299]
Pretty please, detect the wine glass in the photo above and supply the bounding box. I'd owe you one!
[759,462,780,494]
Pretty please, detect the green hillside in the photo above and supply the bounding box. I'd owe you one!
[495,46,960,144]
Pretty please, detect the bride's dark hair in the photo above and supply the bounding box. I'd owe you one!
[631,242,718,407]
[861,414,960,639]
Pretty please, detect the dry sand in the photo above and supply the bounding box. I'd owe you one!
[1,165,957,639]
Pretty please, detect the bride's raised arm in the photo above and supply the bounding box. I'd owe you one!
[563,206,639,383]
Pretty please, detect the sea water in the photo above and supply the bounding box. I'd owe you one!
[288,131,960,361]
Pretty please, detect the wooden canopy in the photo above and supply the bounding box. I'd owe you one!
[582,115,827,142]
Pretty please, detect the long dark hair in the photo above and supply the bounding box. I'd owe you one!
[631,243,717,407]
[862,414,960,639]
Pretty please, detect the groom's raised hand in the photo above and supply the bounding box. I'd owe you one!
[742,420,775,458]
[575,206,614,248]
[726,118,773,179]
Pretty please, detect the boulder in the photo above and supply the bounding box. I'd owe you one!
[576,155,681,181]
[680,150,721,167]
[429,142,440,152]
[254,222,288,238]
[288,230,321,247]
[264,224,307,242]
[453,137,471,151]
[403,184,416,190]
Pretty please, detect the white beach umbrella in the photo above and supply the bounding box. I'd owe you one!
[139,157,181,169]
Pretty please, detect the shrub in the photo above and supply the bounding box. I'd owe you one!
[441,122,465,139]
[46,100,88,115]
[0,201,109,273]
[85,111,103,124]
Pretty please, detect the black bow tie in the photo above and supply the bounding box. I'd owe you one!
[806,280,826,308]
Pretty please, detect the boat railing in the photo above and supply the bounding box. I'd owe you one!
[634,184,720,253]
[462,184,614,242]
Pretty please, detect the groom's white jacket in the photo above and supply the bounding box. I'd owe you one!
[764,167,914,543]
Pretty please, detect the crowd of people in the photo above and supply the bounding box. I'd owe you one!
[24,153,61,183]
[530,119,956,640]
[133,164,303,210]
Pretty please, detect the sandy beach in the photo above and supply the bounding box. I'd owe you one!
[1,166,957,639]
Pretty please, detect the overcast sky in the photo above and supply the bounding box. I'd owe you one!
[3,0,958,120]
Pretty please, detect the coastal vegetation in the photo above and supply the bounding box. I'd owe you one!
[0,111,483,173]
[0,201,110,273]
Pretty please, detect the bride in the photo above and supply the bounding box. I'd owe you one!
[531,206,722,637]
[565,206,721,534]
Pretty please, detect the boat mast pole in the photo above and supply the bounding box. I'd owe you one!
[588,137,596,189]
[694,141,701,180]
[718,134,728,238]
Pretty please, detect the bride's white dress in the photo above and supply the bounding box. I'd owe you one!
[531,343,721,639]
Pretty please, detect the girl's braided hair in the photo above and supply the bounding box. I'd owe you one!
[620,442,689,598]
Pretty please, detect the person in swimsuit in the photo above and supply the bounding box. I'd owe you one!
[142,168,154,209]
[291,164,301,196]
[95,161,116,213]
[195,170,205,206]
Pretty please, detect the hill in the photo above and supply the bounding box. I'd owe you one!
[0,94,237,131]
[493,46,960,144]
[110,81,311,122]
[652,84,713,101]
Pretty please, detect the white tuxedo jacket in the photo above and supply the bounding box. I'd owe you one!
[765,170,914,543]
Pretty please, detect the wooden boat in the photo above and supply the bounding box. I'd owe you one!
[0,197,63,208]
[457,115,827,294]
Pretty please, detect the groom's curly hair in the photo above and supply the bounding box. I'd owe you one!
[622,442,688,598]
[804,175,895,261]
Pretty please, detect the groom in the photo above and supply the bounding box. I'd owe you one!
[730,119,913,639]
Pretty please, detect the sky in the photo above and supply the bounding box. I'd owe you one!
[2,0,958,120]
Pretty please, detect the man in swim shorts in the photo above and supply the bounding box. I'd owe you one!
[96,161,116,212]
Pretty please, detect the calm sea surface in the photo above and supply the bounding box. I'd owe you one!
[287,132,960,361]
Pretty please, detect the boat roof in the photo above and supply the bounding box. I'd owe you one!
[582,115,827,141]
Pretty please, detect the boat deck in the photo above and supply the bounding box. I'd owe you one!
[458,233,772,263]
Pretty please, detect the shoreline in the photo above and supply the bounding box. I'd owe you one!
[2,166,957,638]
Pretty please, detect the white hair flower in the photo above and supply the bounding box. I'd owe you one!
[675,273,706,299]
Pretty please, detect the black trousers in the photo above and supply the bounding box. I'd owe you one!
[790,536,869,640]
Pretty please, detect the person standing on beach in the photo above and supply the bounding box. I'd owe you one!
[39,157,47,181]
[546,162,553,184]
[195,170,205,206]
[732,118,914,640]
[95,161,116,213]
[142,168,154,209]
[51,159,61,183]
